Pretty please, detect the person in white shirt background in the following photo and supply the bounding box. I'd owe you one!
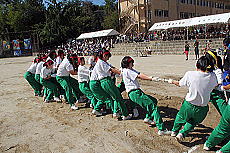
[78,57,97,109]
[24,57,43,97]
[169,56,218,142]
[94,50,132,120]
[121,56,171,136]
[40,60,61,103]
[56,53,81,110]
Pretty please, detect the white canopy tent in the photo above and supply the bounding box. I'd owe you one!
[188,12,230,27]
[77,29,120,40]
[149,12,230,31]
[149,18,191,30]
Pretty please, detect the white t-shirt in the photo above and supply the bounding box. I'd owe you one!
[122,68,140,93]
[35,62,45,74]
[40,67,52,79]
[27,63,37,74]
[57,57,74,77]
[179,71,218,106]
[55,56,63,68]
[90,67,99,81]
[78,65,90,83]
[94,59,111,80]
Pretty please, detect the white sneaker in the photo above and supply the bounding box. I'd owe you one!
[171,131,177,137]
[54,97,62,102]
[143,118,155,125]
[122,114,132,120]
[71,105,79,110]
[113,113,121,118]
[133,108,139,118]
[158,129,172,136]
[203,143,210,151]
[44,99,51,103]
[92,110,102,116]
[176,133,184,142]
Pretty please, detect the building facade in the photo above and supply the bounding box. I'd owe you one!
[119,0,230,34]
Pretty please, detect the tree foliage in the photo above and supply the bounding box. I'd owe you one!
[0,0,119,49]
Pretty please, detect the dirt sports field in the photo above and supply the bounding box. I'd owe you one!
[0,55,224,153]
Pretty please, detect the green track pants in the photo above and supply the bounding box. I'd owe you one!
[56,76,81,106]
[100,77,128,116]
[40,78,60,100]
[129,89,165,130]
[79,81,97,106]
[205,104,230,153]
[210,89,227,116]
[172,100,209,137]
[89,80,113,111]
[24,71,42,95]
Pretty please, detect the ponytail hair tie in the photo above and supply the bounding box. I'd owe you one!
[127,57,134,63]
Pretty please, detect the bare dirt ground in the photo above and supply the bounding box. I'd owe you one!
[0,55,223,153]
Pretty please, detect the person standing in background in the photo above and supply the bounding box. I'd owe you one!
[194,39,199,60]
[184,41,190,61]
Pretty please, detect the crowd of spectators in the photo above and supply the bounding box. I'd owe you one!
[116,24,230,43]
[58,37,116,56]
[53,24,229,56]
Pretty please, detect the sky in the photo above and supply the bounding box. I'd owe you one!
[86,0,105,5]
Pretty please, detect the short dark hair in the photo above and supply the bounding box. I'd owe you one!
[121,56,134,68]
[196,56,214,72]
[98,50,111,59]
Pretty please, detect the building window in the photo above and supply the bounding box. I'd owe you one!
[155,9,169,17]
[180,12,195,19]
[147,10,152,22]
[193,0,196,5]
[208,1,211,8]
[211,2,214,8]
[225,5,230,10]
[164,10,169,17]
